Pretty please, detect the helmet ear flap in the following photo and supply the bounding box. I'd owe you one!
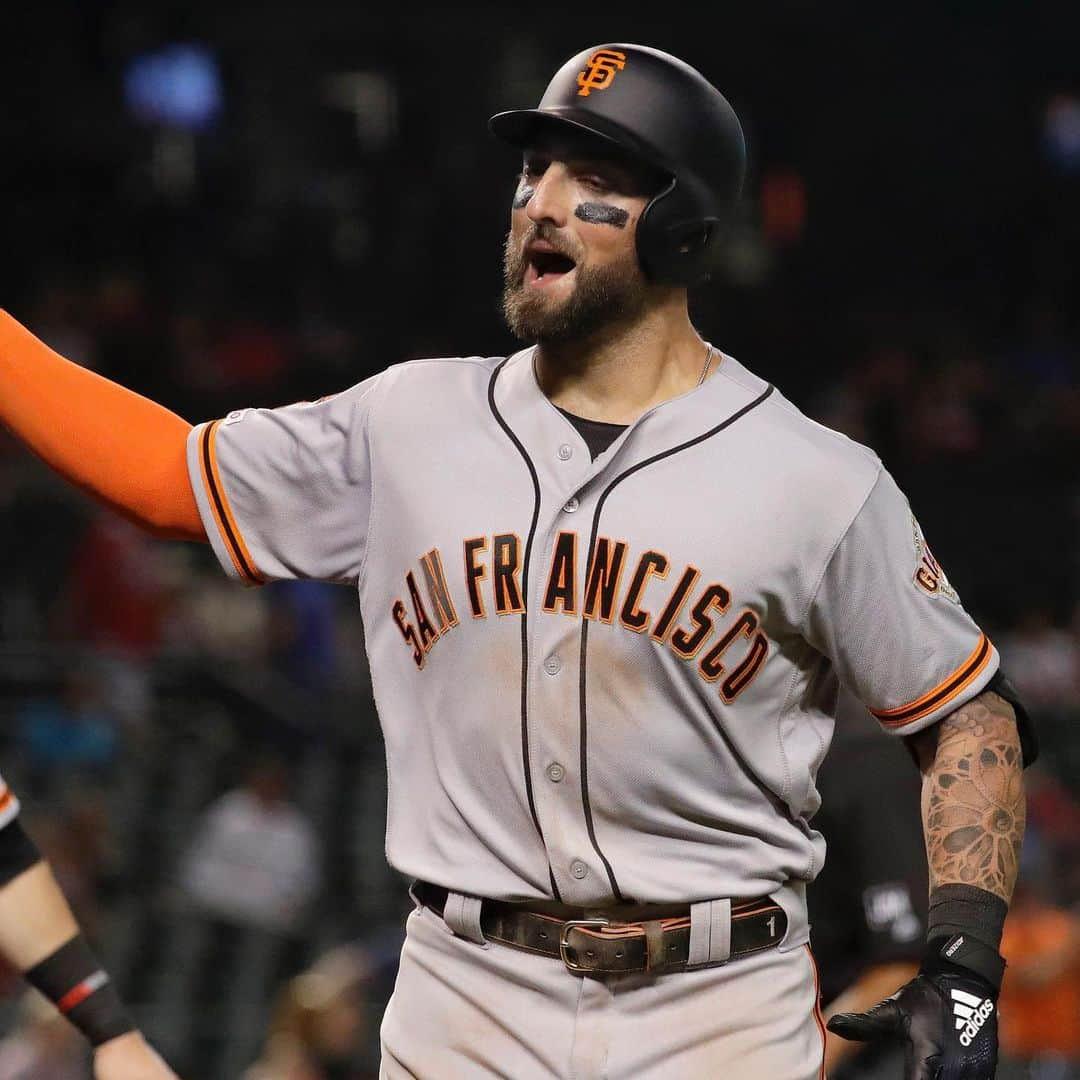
[672,221,714,256]
[636,179,723,286]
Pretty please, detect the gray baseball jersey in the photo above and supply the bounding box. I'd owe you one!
[185,347,996,948]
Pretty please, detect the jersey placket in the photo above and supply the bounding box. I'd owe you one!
[523,427,641,905]
[490,351,637,903]
[528,476,606,904]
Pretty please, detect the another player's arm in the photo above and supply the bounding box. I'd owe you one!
[0,310,204,541]
[0,821,178,1078]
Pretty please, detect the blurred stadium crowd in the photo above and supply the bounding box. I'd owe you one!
[0,3,1078,1077]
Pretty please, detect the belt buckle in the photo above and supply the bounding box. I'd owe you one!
[559,917,610,974]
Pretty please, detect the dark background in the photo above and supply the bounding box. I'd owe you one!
[0,3,1076,1077]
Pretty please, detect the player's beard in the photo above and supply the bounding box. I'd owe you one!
[501,230,649,346]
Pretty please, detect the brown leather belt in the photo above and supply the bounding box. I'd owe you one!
[412,881,787,977]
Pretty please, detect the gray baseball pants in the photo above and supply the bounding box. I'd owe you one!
[380,898,825,1079]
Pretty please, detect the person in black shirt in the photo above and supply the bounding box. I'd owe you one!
[810,690,927,1078]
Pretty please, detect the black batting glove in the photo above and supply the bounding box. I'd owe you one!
[827,935,1002,1080]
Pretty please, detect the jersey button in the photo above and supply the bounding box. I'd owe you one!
[545,762,565,783]
[543,655,562,676]
[562,497,579,513]
[570,860,589,880]
[557,443,574,461]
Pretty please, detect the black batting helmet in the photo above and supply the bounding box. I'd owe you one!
[489,43,746,286]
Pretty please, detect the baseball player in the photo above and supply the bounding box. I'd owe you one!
[0,42,1035,1079]
[0,774,177,1077]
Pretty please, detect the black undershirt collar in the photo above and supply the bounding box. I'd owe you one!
[555,406,628,461]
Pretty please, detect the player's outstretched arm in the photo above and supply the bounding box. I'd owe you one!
[828,690,1025,1079]
[0,310,204,541]
[0,827,179,1077]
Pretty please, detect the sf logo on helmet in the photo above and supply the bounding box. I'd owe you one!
[576,49,627,97]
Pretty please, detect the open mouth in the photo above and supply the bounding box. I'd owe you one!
[525,248,577,287]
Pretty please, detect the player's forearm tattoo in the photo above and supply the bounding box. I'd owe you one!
[921,691,1025,902]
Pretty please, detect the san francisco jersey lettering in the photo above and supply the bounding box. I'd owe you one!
[391,533,769,701]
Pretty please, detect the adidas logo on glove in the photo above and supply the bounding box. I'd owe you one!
[951,988,994,1047]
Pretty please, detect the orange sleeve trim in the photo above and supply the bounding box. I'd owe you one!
[198,421,264,584]
[872,633,992,728]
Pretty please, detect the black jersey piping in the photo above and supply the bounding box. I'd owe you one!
[488,359,562,901]
[578,383,775,899]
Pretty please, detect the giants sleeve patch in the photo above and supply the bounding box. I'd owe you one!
[911,516,959,604]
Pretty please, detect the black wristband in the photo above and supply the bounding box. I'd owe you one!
[924,932,1006,992]
[925,884,1008,990]
[24,935,135,1046]
[0,821,43,887]
[927,883,1007,951]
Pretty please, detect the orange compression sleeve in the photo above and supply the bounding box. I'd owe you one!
[0,310,206,542]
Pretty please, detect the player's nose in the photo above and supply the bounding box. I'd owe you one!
[525,166,571,228]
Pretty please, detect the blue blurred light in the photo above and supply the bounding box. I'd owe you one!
[124,44,223,131]
[1042,94,1080,174]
